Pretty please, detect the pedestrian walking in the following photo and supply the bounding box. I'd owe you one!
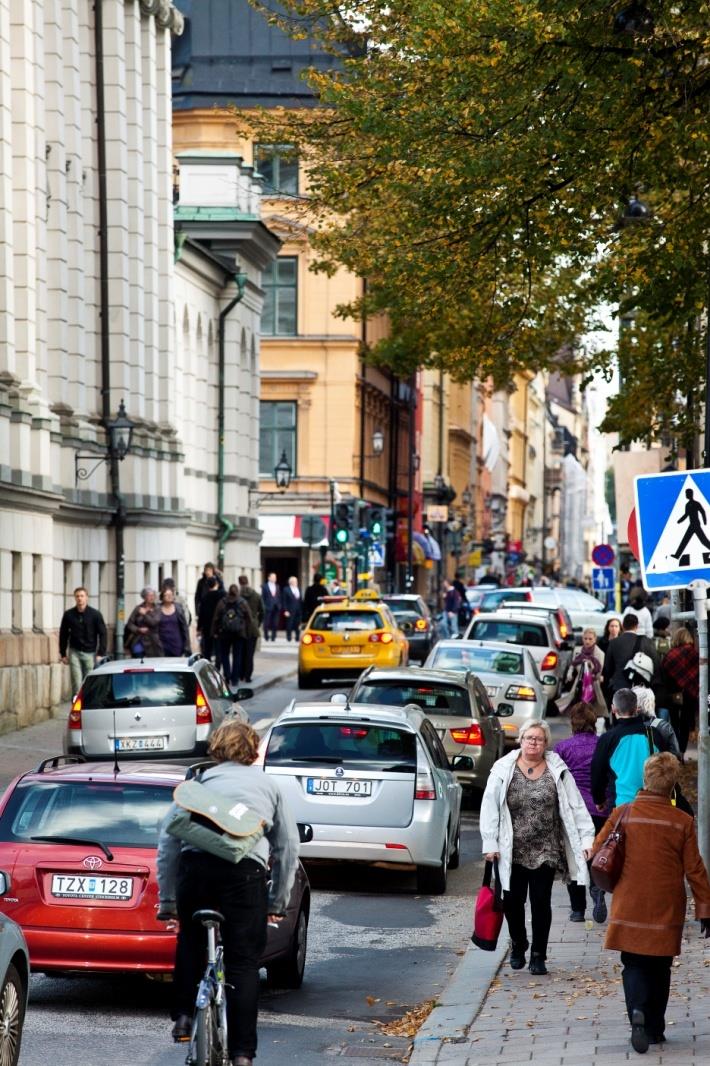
[623,592,654,639]
[156,720,300,1066]
[197,576,225,663]
[631,685,681,758]
[158,585,191,657]
[212,585,250,689]
[303,573,329,622]
[564,629,607,723]
[238,575,263,683]
[59,587,107,693]
[261,573,281,641]
[161,577,192,628]
[593,752,710,1053]
[194,562,224,619]
[441,580,462,638]
[591,688,670,811]
[661,626,699,757]
[597,616,621,656]
[602,614,659,697]
[480,720,595,975]
[553,703,609,924]
[281,576,303,642]
[124,587,162,657]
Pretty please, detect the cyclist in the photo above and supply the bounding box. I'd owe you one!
[157,720,299,1066]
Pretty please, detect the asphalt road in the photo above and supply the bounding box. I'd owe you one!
[5,677,487,1066]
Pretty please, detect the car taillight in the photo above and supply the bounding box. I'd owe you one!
[540,651,558,671]
[415,745,437,800]
[557,611,569,639]
[414,618,428,631]
[195,684,212,723]
[505,685,537,701]
[302,633,325,645]
[369,632,393,643]
[450,724,485,746]
[69,692,83,730]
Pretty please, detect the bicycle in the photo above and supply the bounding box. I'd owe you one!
[185,909,230,1066]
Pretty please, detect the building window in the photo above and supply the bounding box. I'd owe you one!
[261,257,297,336]
[260,401,297,477]
[255,144,299,196]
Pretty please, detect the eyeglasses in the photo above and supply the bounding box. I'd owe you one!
[522,737,545,744]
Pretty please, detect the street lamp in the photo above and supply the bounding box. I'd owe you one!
[75,400,135,482]
[274,450,293,491]
[372,428,384,455]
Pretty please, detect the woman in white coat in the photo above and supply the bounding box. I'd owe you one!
[480,720,595,975]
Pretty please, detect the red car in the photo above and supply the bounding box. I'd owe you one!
[0,757,310,987]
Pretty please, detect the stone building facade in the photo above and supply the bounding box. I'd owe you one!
[0,1,274,731]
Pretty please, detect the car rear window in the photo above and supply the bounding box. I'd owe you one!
[265,723,416,770]
[384,599,423,616]
[468,621,548,647]
[0,781,172,848]
[431,646,523,674]
[354,682,471,717]
[81,670,197,708]
[481,589,529,610]
[310,610,384,632]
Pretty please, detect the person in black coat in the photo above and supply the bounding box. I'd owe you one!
[281,576,303,641]
[261,573,282,641]
[603,613,659,698]
[197,577,225,662]
[303,574,329,623]
[194,562,224,618]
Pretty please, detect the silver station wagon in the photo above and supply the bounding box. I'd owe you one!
[64,655,250,759]
[259,701,464,894]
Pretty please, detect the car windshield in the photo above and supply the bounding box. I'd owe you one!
[468,621,548,647]
[264,723,417,770]
[310,610,384,632]
[81,670,197,708]
[431,646,523,674]
[0,781,172,848]
[481,589,529,610]
[355,682,471,717]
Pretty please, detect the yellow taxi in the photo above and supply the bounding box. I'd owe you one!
[298,593,409,688]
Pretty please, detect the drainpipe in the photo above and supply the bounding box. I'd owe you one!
[359,278,368,499]
[217,271,247,571]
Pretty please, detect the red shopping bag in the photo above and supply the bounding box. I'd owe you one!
[471,860,504,951]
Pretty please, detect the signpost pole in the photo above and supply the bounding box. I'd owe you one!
[691,580,710,866]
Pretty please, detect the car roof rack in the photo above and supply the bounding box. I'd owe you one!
[96,655,113,666]
[184,759,216,780]
[186,652,204,667]
[34,754,86,773]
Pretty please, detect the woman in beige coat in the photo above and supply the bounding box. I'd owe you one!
[593,753,710,1053]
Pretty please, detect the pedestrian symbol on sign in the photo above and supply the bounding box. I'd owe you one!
[670,488,710,565]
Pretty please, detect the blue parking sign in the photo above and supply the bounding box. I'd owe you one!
[635,469,710,590]
[592,566,615,592]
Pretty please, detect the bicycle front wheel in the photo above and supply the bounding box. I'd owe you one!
[194,1003,224,1066]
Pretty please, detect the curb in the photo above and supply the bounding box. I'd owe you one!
[410,933,510,1064]
[251,666,297,695]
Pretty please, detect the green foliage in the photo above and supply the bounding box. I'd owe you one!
[245,0,710,440]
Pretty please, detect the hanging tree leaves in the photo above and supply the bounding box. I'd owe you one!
[244,0,710,443]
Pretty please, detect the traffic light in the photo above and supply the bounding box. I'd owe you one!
[333,502,353,547]
[384,508,396,541]
[357,501,372,541]
[369,506,385,540]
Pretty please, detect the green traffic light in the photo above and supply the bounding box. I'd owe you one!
[335,528,349,544]
[371,521,382,536]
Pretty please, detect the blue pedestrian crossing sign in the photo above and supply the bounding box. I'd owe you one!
[369,542,385,568]
[635,469,710,590]
[592,566,615,592]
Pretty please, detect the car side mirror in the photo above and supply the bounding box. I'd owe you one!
[233,687,253,702]
[559,641,573,652]
[495,704,514,717]
[330,692,348,705]
[451,755,474,771]
[297,822,313,844]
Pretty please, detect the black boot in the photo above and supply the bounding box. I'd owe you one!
[528,952,548,975]
[631,1009,649,1054]
[509,941,527,970]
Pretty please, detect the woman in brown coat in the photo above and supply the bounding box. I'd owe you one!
[593,752,710,1053]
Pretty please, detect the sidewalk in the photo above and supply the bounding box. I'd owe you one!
[412,880,710,1065]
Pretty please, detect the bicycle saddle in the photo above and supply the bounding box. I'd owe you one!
[192,908,225,926]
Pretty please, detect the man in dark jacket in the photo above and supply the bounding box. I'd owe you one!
[603,613,659,697]
[261,573,282,641]
[303,574,329,622]
[591,688,670,809]
[281,576,303,641]
[194,562,224,618]
[59,587,107,694]
[197,577,225,663]
[238,575,264,683]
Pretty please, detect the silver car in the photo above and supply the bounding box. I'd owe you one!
[463,611,564,708]
[0,903,29,1066]
[424,640,546,746]
[64,655,250,759]
[528,587,619,641]
[259,702,463,894]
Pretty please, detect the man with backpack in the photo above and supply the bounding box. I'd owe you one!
[213,584,251,689]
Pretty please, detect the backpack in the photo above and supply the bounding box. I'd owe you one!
[221,599,248,637]
[654,634,671,660]
[165,780,265,864]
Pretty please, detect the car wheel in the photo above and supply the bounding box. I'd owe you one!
[449,819,461,870]
[416,843,448,895]
[0,963,26,1066]
[266,903,308,989]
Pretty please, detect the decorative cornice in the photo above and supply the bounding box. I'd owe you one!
[136,0,185,35]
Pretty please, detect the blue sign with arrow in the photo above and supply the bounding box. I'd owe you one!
[635,469,710,590]
[592,566,615,592]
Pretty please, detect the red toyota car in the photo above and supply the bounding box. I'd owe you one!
[0,757,310,987]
